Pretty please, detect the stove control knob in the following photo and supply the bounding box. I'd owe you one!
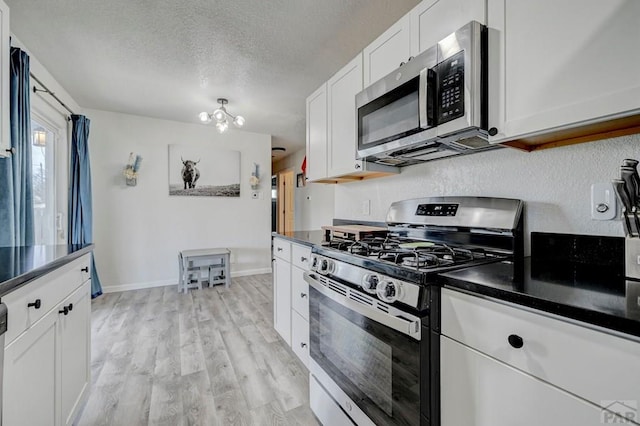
[377,280,401,303]
[361,274,379,294]
[317,258,335,275]
[310,255,319,271]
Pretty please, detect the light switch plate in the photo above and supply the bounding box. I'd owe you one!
[362,200,370,216]
[591,183,617,220]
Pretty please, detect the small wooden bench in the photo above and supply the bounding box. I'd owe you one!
[178,248,231,293]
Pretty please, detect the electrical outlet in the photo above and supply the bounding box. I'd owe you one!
[591,183,617,220]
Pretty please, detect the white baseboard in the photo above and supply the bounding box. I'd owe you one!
[101,267,273,294]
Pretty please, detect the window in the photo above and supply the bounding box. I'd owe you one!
[31,119,57,245]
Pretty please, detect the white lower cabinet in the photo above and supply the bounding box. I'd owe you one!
[59,282,91,426]
[291,310,309,368]
[441,337,608,426]
[273,237,311,368]
[273,255,292,345]
[3,255,92,426]
[4,305,57,426]
[441,288,640,425]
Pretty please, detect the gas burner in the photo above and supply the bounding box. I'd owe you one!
[404,253,454,269]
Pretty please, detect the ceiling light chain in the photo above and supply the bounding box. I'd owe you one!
[199,98,245,134]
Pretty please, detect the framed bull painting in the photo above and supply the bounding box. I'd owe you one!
[168,144,241,197]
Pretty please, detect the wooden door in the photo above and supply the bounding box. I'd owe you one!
[277,170,294,233]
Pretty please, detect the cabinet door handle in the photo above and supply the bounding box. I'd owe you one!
[27,299,42,309]
[508,334,524,349]
[59,306,69,316]
[81,267,89,273]
[300,342,307,348]
[300,256,308,262]
[277,247,283,252]
[300,293,307,299]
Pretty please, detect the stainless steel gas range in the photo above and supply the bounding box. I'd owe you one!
[304,196,524,426]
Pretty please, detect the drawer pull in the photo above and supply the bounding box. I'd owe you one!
[508,334,524,349]
[277,247,283,252]
[59,306,69,316]
[27,299,42,309]
[300,256,308,262]
[81,267,89,273]
[300,293,307,299]
[300,342,307,348]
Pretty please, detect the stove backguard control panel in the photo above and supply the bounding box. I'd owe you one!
[416,203,459,217]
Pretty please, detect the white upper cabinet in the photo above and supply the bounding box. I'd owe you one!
[305,83,328,182]
[363,14,412,87]
[0,0,9,157]
[488,0,640,144]
[410,0,486,56]
[327,54,363,178]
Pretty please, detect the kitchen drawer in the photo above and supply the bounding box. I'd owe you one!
[291,243,311,270]
[291,266,309,320]
[3,254,91,346]
[291,310,309,368]
[441,288,640,416]
[273,238,291,262]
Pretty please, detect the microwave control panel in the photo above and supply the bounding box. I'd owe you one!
[437,51,465,124]
[416,203,459,217]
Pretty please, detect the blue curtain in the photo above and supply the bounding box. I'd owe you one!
[0,48,34,247]
[69,114,102,298]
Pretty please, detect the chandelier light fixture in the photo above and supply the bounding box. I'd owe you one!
[199,98,245,134]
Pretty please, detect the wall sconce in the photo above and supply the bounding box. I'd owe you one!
[250,163,260,190]
[199,98,246,134]
[123,152,142,186]
[32,129,46,147]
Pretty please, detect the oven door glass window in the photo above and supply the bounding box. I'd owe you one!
[309,286,420,425]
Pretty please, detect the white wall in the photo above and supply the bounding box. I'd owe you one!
[88,109,272,292]
[335,134,640,255]
[273,148,335,231]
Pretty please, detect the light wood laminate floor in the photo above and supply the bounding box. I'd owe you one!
[77,274,319,426]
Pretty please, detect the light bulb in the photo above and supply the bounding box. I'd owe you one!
[233,115,245,127]
[216,119,229,134]
[198,112,212,123]
[213,108,226,122]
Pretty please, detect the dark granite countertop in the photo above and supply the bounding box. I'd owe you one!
[440,257,640,339]
[272,231,327,247]
[0,244,94,298]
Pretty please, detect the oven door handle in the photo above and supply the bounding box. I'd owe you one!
[304,272,421,340]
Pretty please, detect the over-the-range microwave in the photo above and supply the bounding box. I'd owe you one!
[356,21,500,166]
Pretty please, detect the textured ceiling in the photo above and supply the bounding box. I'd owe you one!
[6,0,420,159]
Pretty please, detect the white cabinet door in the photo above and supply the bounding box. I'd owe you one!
[291,310,309,368]
[488,0,640,143]
[59,282,91,426]
[291,266,309,321]
[441,337,624,426]
[363,13,412,87]
[305,83,328,181]
[273,257,292,345]
[327,53,363,178]
[0,0,9,157]
[410,0,485,55]
[3,308,58,426]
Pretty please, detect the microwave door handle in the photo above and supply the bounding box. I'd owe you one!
[419,68,428,128]
[419,68,434,129]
